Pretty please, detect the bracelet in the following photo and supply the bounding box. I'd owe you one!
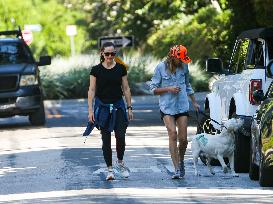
[127,106,133,110]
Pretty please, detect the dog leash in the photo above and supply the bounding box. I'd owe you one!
[196,110,227,130]
[195,110,203,132]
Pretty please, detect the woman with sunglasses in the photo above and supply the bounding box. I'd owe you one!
[88,41,133,180]
[149,45,200,179]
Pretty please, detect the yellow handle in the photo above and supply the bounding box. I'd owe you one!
[115,56,129,70]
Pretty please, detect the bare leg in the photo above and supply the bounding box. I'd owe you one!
[163,115,179,171]
[176,116,188,162]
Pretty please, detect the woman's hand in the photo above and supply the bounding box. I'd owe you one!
[192,102,200,112]
[168,86,181,94]
[88,110,95,123]
[127,109,133,120]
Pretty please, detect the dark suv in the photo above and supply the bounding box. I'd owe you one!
[249,82,273,187]
[0,29,51,125]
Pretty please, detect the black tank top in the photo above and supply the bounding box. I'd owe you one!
[90,63,127,103]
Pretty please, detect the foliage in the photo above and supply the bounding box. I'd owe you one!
[40,54,209,99]
[125,54,157,93]
[80,0,186,49]
[253,0,273,27]
[147,6,232,68]
[0,0,89,57]
[1,0,272,63]
[189,62,210,91]
[2,0,273,98]
[40,54,97,99]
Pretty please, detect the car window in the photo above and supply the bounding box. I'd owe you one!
[267,38,273,60]
[247,40,264,68]
[0,42,33,65]
[229,39,250,73]
[237,39,250,73]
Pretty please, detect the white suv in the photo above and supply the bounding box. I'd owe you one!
[199,27,273,173]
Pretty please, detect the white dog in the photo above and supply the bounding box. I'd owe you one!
[192,118,243,177]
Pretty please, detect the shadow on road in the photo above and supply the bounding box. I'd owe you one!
[0,95,201,129]
[0,109,198,130]
[0,147,259,195]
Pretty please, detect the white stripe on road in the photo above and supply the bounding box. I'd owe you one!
[93,166,162,174]
[150,166,161,173]
[0,188,272,203]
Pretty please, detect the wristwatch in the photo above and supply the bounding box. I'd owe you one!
[127,106,133,110]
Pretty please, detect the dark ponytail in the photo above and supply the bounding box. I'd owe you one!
[100,41,116,63]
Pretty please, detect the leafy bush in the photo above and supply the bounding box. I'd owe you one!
[189,62,210,91]
[0,0,89,58]
[147,6,232,68]
[125,54,158,82]
[40,55,96,99]
[40,54,209,99]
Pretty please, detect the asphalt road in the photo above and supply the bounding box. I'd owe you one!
[0,93,272,203]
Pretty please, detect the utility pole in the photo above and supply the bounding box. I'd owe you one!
[70,35,75,56]
[66,25,77,57]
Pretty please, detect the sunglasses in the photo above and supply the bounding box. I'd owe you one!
[104,52,116,56]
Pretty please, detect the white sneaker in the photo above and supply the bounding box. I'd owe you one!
[106,171,115,181]
[172,169,181,179]
[114,161,130,178]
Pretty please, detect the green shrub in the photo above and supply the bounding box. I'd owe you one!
[125,54,157,83]
[40,72,66,99]
[147,6,232,68]
[189,62,210,91]
[40,54,209,99]
[40,54,94,99]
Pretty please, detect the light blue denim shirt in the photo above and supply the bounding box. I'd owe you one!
[149,61,194,115]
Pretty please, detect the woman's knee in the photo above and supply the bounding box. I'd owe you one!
[167,129,177,142]
[166,126,176,135]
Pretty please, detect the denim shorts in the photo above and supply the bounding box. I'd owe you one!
[160,110,189,120]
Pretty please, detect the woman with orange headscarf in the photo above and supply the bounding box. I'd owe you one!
[149,45,200,179]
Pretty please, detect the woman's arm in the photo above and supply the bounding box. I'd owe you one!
[189,94,200,111]
[149,63,180,95]
[154,87,181,95]
[121,75,133,120]
[88,75,96,123]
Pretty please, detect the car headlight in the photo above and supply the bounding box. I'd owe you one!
[19,75,38,86]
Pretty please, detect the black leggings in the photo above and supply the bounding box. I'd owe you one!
[101,109,127,167]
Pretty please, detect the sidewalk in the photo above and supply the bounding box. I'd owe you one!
[44,92,208,127]
[45,92,209,110]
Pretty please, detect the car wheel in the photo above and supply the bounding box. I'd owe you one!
[29,101,46,126]
[196,108,225,166]
[249,136,259,180]
[234,131,250,173]
[259,155,273,187]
